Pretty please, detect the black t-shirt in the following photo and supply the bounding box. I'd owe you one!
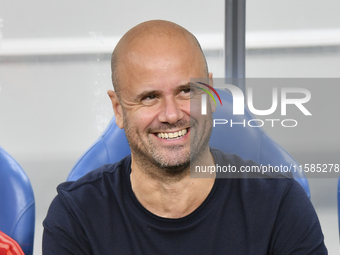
[43,148,327,254]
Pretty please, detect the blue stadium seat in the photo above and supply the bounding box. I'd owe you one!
[67,89,310,198]
[0,146,35,255]
[337,178,340,236]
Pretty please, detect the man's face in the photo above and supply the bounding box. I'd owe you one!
[112,35,213,172]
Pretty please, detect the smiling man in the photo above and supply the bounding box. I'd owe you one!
[43,20,327,254]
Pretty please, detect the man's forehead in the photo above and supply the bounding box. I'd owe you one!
[120,32,194,59]
[111,20,208,97]
[116,36,204,78]
[123,79,191,93]
[134,83,191,96]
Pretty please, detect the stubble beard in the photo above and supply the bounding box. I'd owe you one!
[124,118,190,177]
[189,113,213,165]
[123,112,213,180]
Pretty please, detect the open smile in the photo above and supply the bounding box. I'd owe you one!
[155,128,189,140]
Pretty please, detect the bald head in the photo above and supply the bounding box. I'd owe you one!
[111,20,208,96]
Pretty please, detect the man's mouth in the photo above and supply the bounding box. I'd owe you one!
[156,128,189,140]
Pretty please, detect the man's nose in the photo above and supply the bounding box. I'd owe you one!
[157,97,184,124]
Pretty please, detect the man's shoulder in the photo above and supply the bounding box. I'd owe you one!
[57,155,131,194]
[210,148,306,210]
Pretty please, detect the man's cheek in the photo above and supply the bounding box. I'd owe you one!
[210,97,216,113]
[133,109,157,129]
[189,98,202,119]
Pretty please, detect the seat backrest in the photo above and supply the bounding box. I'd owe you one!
[337,178,340,236]
[0,146,35,255]
[67,89,310,197]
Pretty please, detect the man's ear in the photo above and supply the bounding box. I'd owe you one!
[107,90,124,129]
[208,72,216,113]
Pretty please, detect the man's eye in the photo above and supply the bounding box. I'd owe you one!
[142,95,156,100]
[180,87,196,99]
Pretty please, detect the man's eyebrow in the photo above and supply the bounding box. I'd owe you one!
[135,84,192,100]
[177,83,191,91]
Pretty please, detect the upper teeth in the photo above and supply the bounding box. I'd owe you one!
[157,129,188,139]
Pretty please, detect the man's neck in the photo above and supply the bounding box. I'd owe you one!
[130,149,216,219]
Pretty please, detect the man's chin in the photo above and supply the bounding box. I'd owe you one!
[130,141,190,174]
[152,151,190,170]
[156,160,190,176]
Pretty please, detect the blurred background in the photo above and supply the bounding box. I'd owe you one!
[0,0,339,254]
